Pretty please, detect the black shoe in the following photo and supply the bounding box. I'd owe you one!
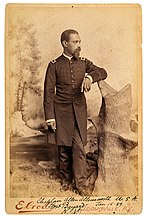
[77,186,90,196]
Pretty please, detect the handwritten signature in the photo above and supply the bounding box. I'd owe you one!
[15,196,137,214]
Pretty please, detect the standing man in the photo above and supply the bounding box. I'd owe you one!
[44,29,107,196]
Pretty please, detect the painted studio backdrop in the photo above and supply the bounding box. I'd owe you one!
[5,4,142,214]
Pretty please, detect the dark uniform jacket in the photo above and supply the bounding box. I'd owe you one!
[44,54,107,146]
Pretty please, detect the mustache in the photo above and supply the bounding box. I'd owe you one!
[74,47,81,53]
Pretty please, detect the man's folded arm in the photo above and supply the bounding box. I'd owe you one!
[85,58,108,83]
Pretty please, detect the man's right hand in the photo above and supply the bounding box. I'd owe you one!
[46,120,56,132]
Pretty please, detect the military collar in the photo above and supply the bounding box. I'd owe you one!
[62,53,73,60]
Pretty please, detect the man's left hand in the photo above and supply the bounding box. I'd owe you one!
[82,77,91,92]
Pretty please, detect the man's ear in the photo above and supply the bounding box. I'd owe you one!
[62,40,68,47]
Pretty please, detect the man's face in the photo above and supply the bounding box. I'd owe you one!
[66,33,81,58]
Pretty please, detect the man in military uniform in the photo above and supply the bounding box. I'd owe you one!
[44,29,107,195]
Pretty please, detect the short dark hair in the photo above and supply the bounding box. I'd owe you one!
[60,29,79,46]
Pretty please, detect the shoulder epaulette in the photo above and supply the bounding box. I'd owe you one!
[80,57,86,61]
[51,59,56,64]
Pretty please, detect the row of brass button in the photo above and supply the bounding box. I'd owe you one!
[69,60,75,89]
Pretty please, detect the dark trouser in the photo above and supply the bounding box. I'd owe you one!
[58,124,87,189]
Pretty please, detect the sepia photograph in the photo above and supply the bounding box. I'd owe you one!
[5,3,142,214]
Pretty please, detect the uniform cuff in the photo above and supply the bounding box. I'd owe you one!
[85,75,93,83]
[46,119,55,123]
